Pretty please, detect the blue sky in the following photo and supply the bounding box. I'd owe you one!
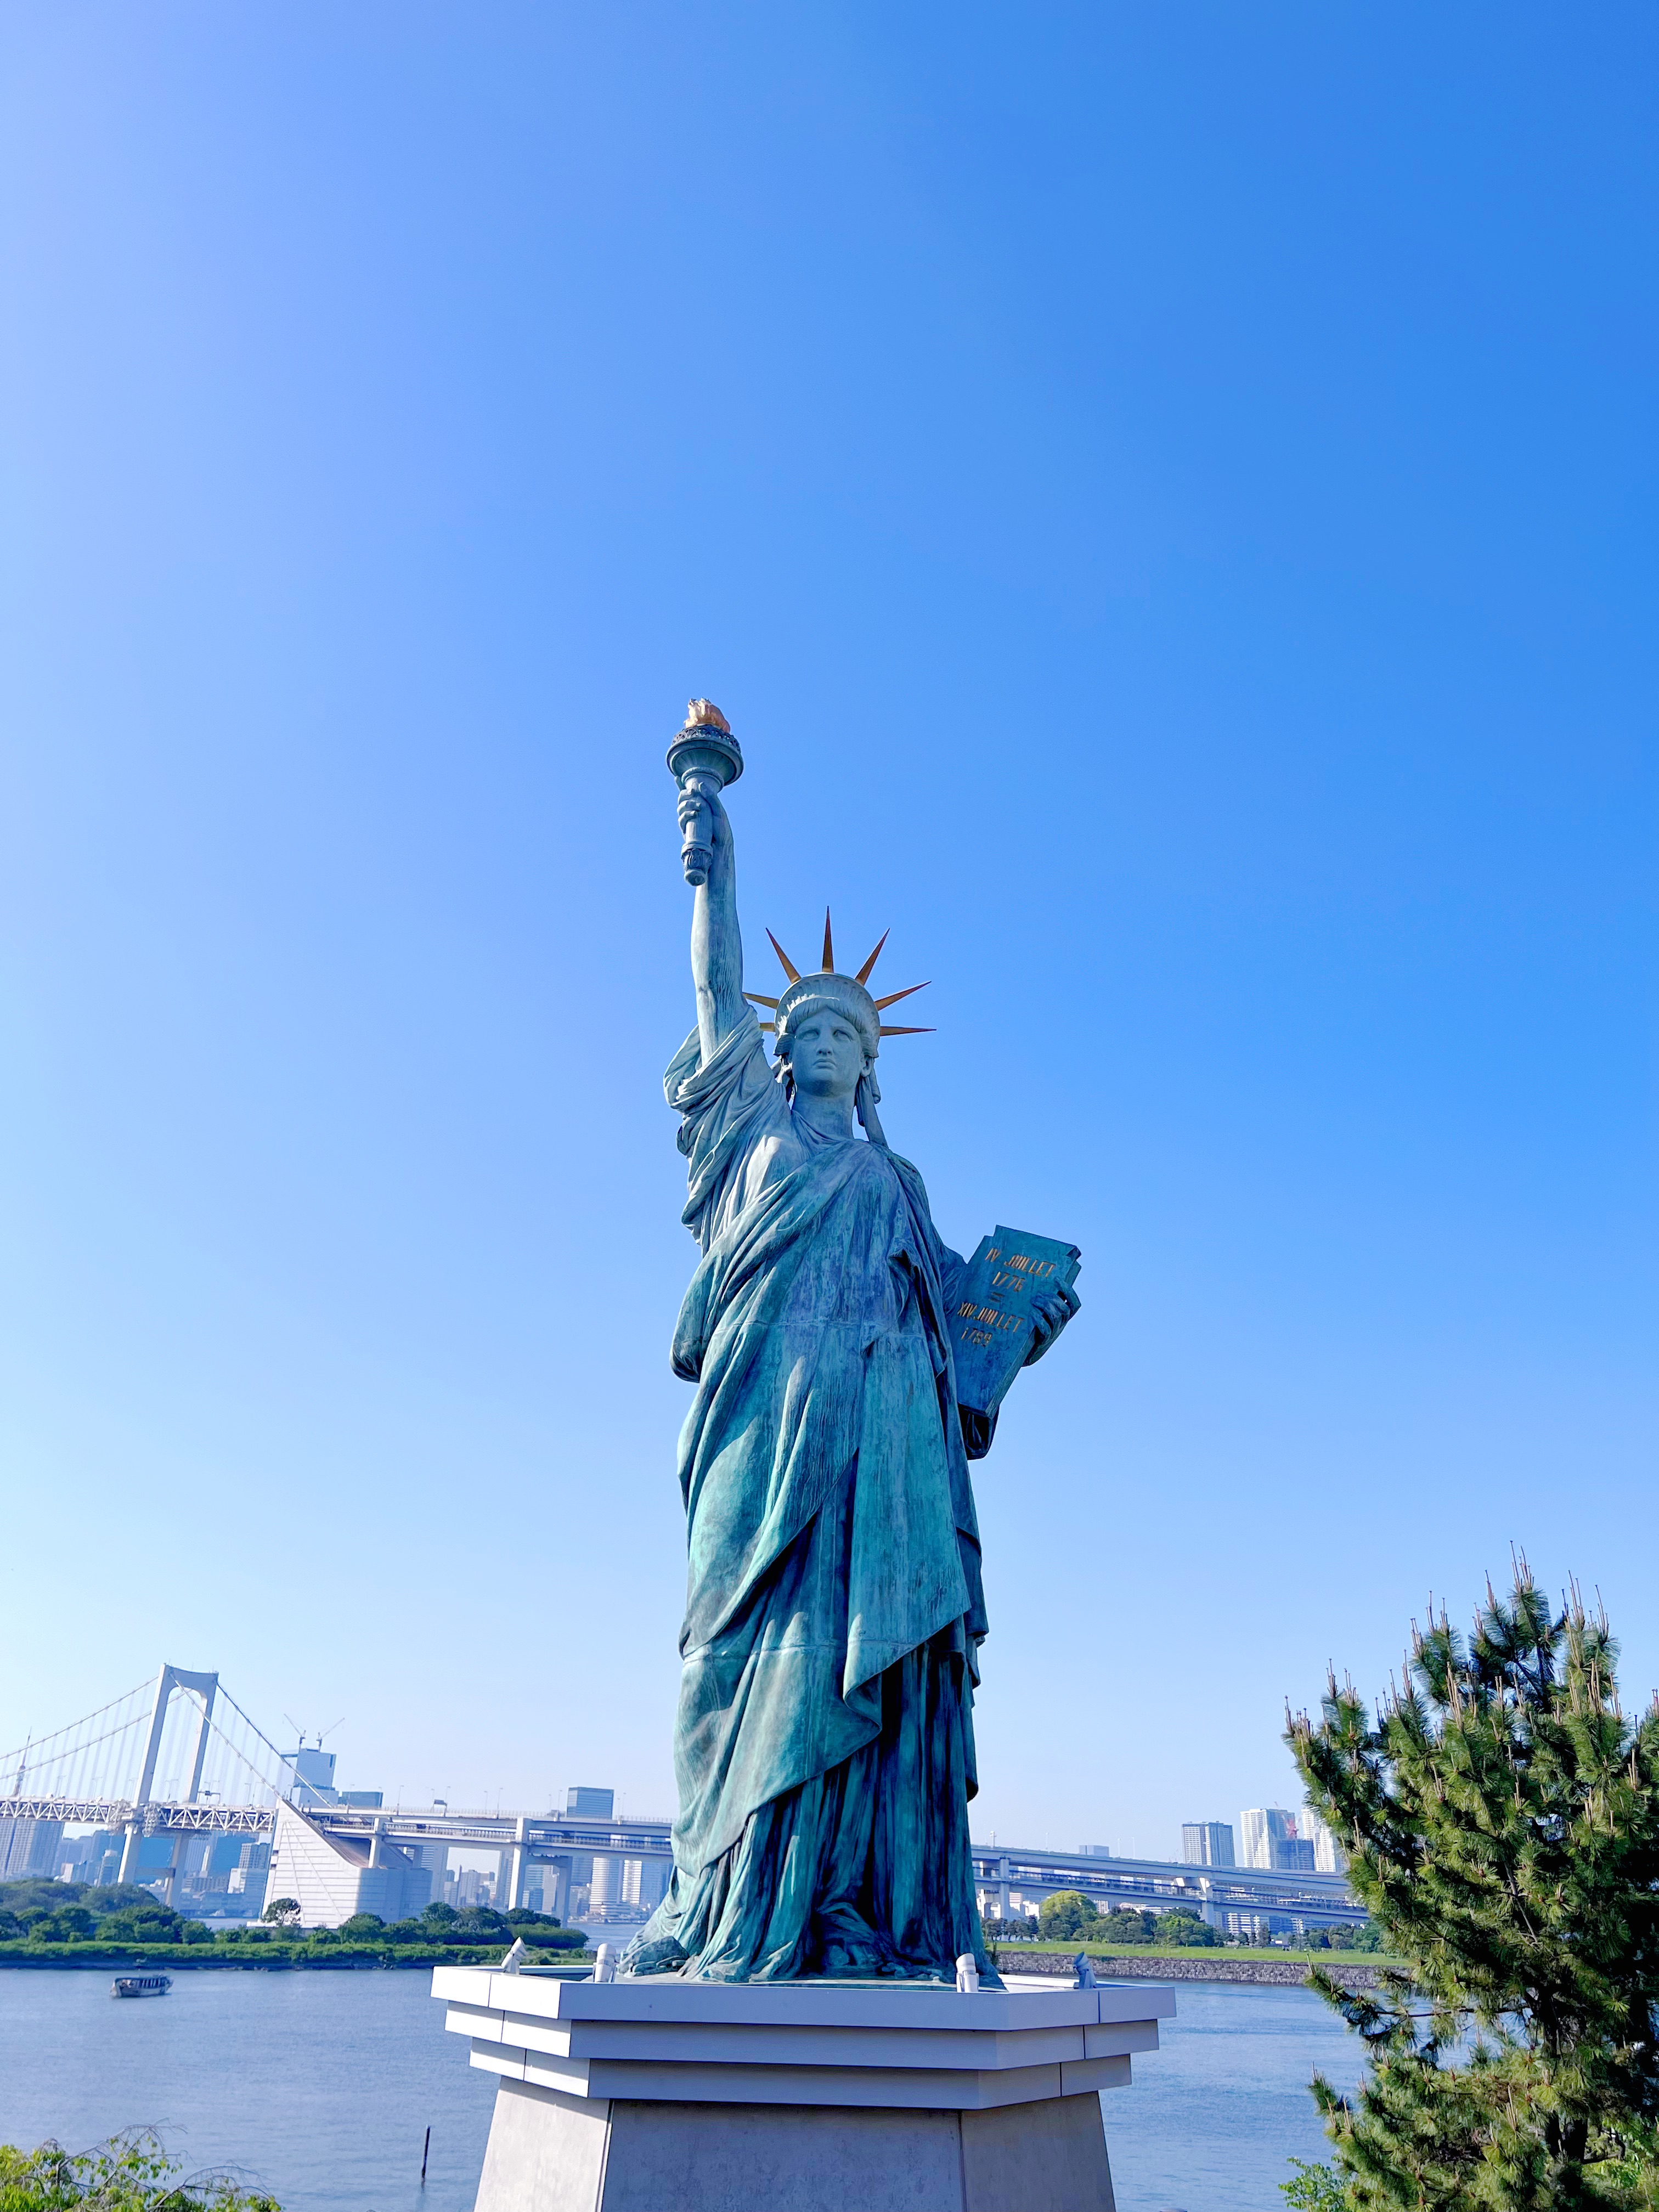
[2,3,1653,1857]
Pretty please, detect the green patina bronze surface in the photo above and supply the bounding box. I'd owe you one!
[625,710,1078,1984]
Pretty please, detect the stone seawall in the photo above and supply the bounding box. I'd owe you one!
[997,1950,1382,1990]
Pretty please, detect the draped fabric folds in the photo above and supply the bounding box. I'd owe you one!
[621,1014,998,1983]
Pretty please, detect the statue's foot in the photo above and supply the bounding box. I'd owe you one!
[820,1939,889,1978]
[621,1935,689,1977]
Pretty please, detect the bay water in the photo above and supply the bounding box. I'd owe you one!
[0,1967,1358,2211]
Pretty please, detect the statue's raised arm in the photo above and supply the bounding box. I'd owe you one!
[680,781,746,1064]
[667,701,747,1065]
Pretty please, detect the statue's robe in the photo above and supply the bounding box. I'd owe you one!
[623,1013,998,1983]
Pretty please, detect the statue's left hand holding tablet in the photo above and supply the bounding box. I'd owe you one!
[1024,1281,1081,1365]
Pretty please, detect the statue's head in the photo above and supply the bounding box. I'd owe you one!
[748,915,933,1103]
[773,977,880,1103]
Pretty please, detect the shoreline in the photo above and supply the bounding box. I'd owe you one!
[0,1943,592,1972]
[1,1943,1376,1989]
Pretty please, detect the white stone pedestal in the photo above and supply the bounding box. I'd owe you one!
[433,1965,1174,2212]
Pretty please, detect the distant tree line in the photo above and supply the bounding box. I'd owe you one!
[267,1901,587,1949]
[982,1890,1385,1951]
[0,1881,207,1947]
[0,1878,586,1951]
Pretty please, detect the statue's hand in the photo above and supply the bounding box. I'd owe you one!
[678,780,731,850]
[1023,1282,1080,1367]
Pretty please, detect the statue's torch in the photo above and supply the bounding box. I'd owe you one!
[667,699,744,887]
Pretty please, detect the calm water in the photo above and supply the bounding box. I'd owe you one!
[0,1968,494,2212]
[1103,1984,1360,2211]
[0,1968,1358,2211]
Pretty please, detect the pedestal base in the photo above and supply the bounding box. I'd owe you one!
[478,2077,1116,2212]
[433,1966,1173,2212]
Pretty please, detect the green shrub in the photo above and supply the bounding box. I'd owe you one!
[0,2130,280,2209]
[1036,1891,1099,1942]
[1094,1909,1158,1945]
[1282,2159,1350,2209]
[96,1908,184,1945]
[1156,1909,1219,1948]
[1290,1566,1659,2209]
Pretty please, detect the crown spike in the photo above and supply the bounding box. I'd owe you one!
[854,930,889,985]
[821,909,834,972]
[873,981,930,1013]
[766,930,801,983]
[743,991,780,1009]
[878,1024,935,1037]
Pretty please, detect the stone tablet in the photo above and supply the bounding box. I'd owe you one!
[949,1228,1082,1419]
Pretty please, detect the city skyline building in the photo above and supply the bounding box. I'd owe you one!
[286,1747,339,1803]
[0,1818,64,1881]
[1237,1807,1293,1870]
[58,1829,123,1885]
[1298,1805,1347,1875]
[1239,1805,1329,1876]
[1181,1821,1235,1868]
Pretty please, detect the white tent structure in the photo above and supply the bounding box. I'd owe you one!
[264,1800,432,1928]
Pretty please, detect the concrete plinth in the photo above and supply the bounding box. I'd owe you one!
[433,1966,1173,2212]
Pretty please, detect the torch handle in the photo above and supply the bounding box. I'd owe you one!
[679,770,720,887]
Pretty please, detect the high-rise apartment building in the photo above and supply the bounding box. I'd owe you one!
[0,1819,64,1881]
[1237,1807,1299,1869]
[1181,1821,1235,1868]
[1238,1807,1288,1869]
[1239,1805,1335,1874]
[1298,1805,1346,1875]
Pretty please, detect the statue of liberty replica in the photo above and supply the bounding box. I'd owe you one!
[624,703,1080,1987]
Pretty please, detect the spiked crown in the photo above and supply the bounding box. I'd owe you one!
[743,911,933,1059]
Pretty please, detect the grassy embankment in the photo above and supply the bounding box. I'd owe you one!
[996,1940,1400,1966]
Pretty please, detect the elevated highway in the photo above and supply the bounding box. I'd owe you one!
[3,1791,1357,1928]
[973,1846,1361,1930]
[2,1664,1361,1928]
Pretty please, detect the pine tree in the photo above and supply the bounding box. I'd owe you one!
[1286,1563,1659,2210]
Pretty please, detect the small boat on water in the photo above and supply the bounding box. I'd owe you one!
[110,1974,172,1999]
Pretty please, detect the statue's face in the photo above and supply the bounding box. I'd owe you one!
[787,1011,868,1103]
